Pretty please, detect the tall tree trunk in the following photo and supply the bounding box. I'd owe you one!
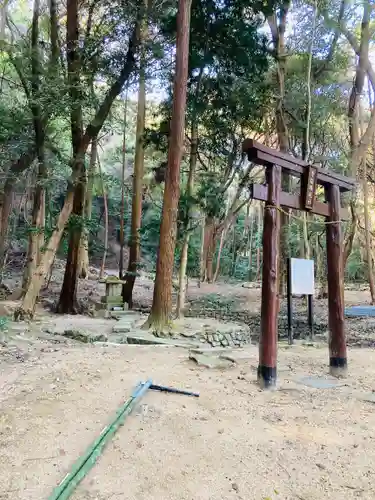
[123,6,148,306]
[268,1,291,295]
[213,196,230,282]
[98,158,108,279]
[57,159,86,313]
[362,157,375,303]
[119,90,128,279]
[361,86,375,303]
[301,1,317,261]
[23,0,46,292]
[316,233,328,298]
[22,170,45,291]
[205,220,217,283]
[176,54,205,316]
[57,0,85,314]
[248,209,254,281]
[0,180,13,279]
[213,227,228,283]
[343,1,370,269]
[201,216,213,282]
[78,138,97,278]
[256,203,262,281]
[176,123,198,317]
[198,216,205,287]
[230,224,237,277]
[0,0,8,40]
[144,0,192,334]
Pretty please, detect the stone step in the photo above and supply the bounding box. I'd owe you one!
[125,331,200,348]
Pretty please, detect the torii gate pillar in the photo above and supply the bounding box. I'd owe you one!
[258,164,281,388]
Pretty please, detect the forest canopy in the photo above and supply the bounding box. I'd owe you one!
[0,0,374,329]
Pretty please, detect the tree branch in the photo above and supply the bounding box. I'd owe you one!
[80,22,142,153]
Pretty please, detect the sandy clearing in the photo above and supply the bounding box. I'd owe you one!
[1,342,375,500]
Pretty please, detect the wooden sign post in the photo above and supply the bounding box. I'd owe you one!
[242,139,356,389]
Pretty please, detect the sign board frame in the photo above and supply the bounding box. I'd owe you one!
[290,258,315,296]
[286,258,315,345]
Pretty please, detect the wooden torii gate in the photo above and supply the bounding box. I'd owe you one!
[242,139,356,389]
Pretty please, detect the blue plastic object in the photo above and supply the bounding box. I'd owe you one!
[345,305,375,317]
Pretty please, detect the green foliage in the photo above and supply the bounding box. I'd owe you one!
[0,0,370,293]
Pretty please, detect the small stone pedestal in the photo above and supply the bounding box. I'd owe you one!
[99,277,127,318]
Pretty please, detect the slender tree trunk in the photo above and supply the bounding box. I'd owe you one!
[198,216,205,287]
[363,160,375,303]
[248,213,254,281]
[15,190,75,320]
[98,158,108,279]
[205,225,217,283]
[201,217,213,282]
[144,0,192,334]
[0,0,8,40]
[123,10,148,306]
[361,87,375,303]
[230,224,237,277]
[343,1,370,269]
[176,123,198,317]
[176,54,205,315]
[213,196,230,282]
[213,227,228,282]
[316,234,328,298]
[57,159,86,313]
[268,2,291,296]
[23,0,46,293]
[78,138,97,278]
[57,0,86,313]
[22,169,45,291]
[301,1,317,261]
[0,181,14,279]
[119,91,128,279]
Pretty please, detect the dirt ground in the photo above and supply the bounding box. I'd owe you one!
[1,276,375,500]
[1,341,375,500]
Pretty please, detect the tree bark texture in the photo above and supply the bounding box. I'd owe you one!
[78,138,97,279]
[267,2,291,296]
[343,1,370,269]
[145,0,192,333]
[176,123,198,317]
[0,181,13,279]
[176,56,205,312]
[57,0,85,313]
[247,205,254,281]
[119,93,128,279]
[15,190,75,320]
[57,161,86,313]
[98,158,108,279]
[363,149,375,303]
[23,0,46,292]
[123,6,148,306]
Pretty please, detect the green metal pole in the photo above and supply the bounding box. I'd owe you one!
[49,380,152,500]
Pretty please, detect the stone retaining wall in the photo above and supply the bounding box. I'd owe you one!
[199,326,251,348]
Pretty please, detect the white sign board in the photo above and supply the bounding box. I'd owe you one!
[290,258,315,296]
